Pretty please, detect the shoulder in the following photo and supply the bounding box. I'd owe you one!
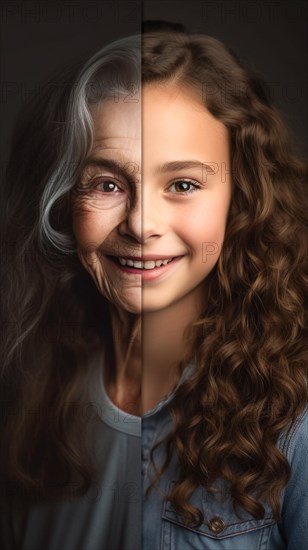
[277,406,308,546]
[277,405,308,463]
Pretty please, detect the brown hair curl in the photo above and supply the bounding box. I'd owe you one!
[143,28,308,525]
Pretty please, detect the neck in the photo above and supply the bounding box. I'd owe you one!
[104,303,142,415]
[142,288,204,412]
[105,285,206,415]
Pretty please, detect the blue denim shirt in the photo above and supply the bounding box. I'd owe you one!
[142,365,308,550]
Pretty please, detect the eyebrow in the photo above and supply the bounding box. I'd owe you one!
[82,157,139,182]
[82,158,216,180]
[156,160,216,175]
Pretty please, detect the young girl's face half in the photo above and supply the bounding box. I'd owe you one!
[141,84,232,312]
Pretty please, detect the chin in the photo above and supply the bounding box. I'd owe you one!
[141,298,170,314]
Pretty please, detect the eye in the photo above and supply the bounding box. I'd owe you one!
[94,178,122,193]
[169,179,200,194]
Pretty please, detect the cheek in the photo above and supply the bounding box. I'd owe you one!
[72,206,120,248]
[177,201,228,253]
[73,213,103,248]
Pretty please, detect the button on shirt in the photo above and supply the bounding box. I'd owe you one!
[142,363,308,550]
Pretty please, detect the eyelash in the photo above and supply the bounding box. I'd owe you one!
[168,179,201,195]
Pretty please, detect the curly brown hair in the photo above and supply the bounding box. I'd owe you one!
[143,27,308,525]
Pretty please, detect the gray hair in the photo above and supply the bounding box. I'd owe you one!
[39,34,141,253]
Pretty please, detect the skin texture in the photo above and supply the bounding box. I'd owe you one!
[72,96,142,314]
[72,85,232,413]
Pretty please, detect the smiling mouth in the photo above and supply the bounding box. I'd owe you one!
[107,256,176,270]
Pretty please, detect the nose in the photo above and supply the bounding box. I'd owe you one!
[118,187,165,243]
[142,190,164,242]
[118,193,142,243]
[118,182,143,242]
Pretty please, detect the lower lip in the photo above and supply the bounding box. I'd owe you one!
[105,256,184,281]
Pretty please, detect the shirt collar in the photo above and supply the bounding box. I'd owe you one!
[143,360,196,418]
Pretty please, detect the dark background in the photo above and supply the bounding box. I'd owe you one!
[0,0,307,179]
[0,0,141,178]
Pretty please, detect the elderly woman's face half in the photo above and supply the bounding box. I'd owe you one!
[72,84,232,314]
[72,96,142,313]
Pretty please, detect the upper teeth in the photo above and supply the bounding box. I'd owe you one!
[118,258,173,269]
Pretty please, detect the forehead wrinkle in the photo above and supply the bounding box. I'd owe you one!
[92,136,141,142]
[89,145,141,163]
[82,156,141,185]
[90,144,140,153]
[91,138,141,154]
